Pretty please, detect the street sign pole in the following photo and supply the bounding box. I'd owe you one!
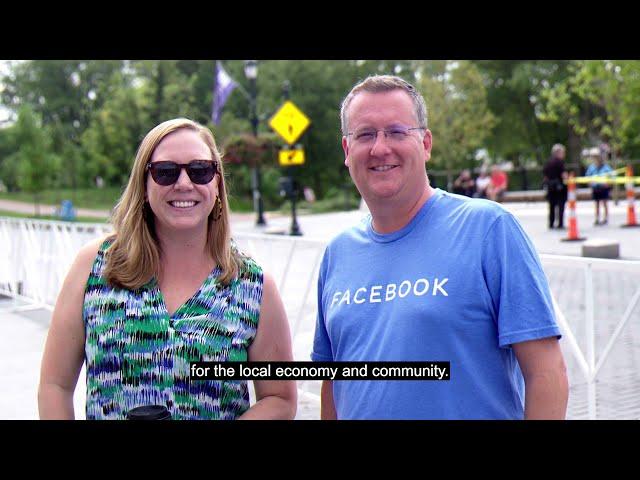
[289,167,302,236]
[269,81,311,236]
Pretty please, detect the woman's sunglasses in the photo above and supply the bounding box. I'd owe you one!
[147,160,218,186]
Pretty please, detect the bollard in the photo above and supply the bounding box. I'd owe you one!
[621,164,639,228]
[562,173,586,242]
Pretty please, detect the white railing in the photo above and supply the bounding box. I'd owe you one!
[540,255,640,419]
[2,216,639,418]
[0,217,113,310]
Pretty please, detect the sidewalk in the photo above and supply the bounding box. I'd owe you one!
[4,194,637,260]
[232,198,640,260]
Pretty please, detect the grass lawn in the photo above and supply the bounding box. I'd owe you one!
[0,209,109,223]
[0,188,261,212]
[0,187,123,210]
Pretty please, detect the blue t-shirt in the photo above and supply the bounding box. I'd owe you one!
[311,189,561,419]
[585,163,614,188]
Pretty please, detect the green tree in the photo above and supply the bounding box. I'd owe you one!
[538,60,640,161]
[473,61,573,166]
[0,124,19,191]
[1,60,129,190]
[80,78,150,188]
[1,60,126,138]
[8,106,60,214]
[415,61,495,172]
[129,61,202,125]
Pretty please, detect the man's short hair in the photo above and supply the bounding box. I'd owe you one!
[551,143,565,155]
[340,75,428,136]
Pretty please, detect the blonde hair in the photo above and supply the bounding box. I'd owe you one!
[104,118,240,289]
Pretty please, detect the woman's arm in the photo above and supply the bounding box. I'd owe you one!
[240,272,297,420]
[38,238,104,419]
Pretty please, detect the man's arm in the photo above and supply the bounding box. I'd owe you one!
[513,337,569,420]
[320,380,337,420]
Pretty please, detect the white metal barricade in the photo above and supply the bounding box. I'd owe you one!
[0,217,112,310]
[540,254,640,419]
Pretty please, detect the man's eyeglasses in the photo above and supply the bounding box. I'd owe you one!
[347,125,426,145]
[147,160,218,186]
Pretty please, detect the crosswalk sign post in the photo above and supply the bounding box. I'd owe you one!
[277,146,303,236]
[269,92,310,236]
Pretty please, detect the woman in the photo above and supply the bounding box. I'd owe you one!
[38,118,297,419]
[585,147,614,225]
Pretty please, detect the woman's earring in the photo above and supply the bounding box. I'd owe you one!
[212,196,223,221]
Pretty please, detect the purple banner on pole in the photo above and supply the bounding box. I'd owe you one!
[212,61,238,125]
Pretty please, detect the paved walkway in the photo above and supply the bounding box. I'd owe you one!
[234,198,640,259]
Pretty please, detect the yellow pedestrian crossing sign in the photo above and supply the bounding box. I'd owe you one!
[279,148,305,166]
[269,100,311,145]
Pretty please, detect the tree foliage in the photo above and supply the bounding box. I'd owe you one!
[7,106,60,213]
[2,59,640,208]
[537,60,640,160]
[415,60,495,171]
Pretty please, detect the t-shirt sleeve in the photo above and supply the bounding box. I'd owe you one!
[481,212,562,348]
[311,250,333,361]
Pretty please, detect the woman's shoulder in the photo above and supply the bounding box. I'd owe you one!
[62,234,114,294]
[231,243,264,282]
[76,235,113,267]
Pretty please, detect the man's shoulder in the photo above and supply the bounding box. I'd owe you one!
[437,190,507,219]
[326,214,370,249]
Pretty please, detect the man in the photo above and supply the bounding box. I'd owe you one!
[311,75,568,420]
[585,147,614,225]
[543,144,568,229]
[452,169,475,197]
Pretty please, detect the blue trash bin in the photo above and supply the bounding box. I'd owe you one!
[58,200,77,221]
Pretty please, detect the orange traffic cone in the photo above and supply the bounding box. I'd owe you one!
[562,173,586,242]
[621,164,639,228]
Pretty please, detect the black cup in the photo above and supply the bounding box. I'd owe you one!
[126,405,171,420]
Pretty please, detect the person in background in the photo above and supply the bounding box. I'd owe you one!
[487,165,508,202]
[585,147,614,225]
[474,168,491,198]
[542,144,568,229]
[453,169,476,197]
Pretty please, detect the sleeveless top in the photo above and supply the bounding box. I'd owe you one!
[83,239,263,420]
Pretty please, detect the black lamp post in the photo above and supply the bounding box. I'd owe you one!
[244,60,266,226]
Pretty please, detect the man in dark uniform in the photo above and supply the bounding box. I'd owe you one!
[543,144,568,229]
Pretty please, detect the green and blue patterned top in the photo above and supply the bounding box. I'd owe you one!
[83,239,263,420]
